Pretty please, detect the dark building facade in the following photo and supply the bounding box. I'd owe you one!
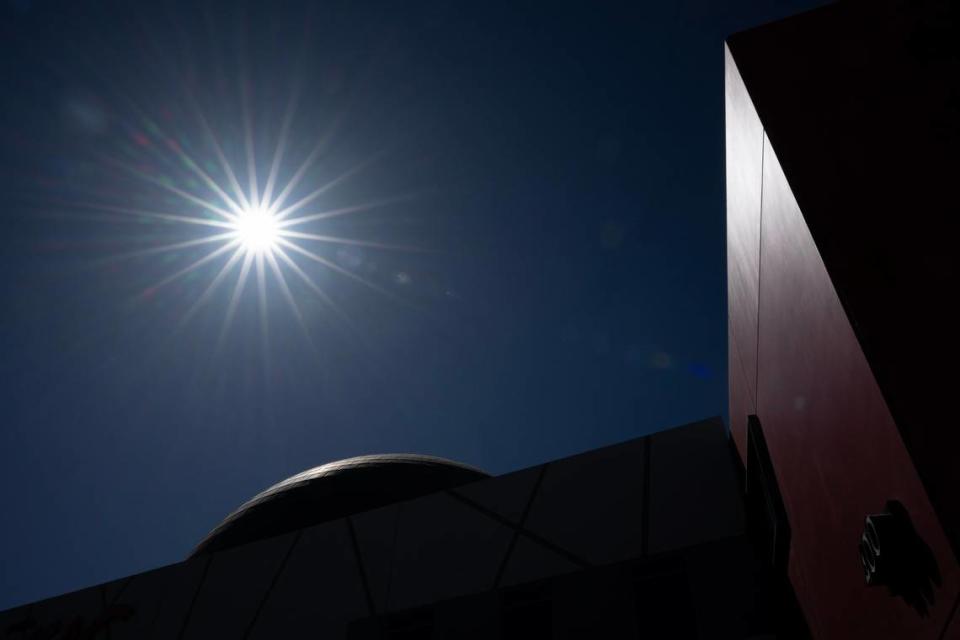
[726,1,960,637]
[0,418,793,639]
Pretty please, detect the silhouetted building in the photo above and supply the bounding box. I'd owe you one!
[0,418,801,638]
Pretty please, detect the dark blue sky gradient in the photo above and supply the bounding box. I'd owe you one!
[0,0,823,610]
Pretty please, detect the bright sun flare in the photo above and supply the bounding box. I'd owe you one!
[101,81,420,341]
[233,206,279,255]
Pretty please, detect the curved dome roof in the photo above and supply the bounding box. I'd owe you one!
[190,454,488,557]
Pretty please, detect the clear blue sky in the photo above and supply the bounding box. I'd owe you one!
[0,0,823,611]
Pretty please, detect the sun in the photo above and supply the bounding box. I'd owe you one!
[102,86,418,341]
[232,205,279,255]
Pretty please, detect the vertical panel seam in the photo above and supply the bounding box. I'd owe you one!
[937,589,960,640]
[641,435,652,556]
[99,584,109,640]
[755,131,766,413]
[492,464,550,588]
[174,554,213,640]
[731,332,758,418]
[346,516,378,618]
[99,575,134,640]
[383,503,403,613]
[241,530,303,640]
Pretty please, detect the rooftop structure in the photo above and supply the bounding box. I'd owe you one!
[191,454,488,557]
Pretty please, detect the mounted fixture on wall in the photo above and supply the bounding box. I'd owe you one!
[859,500,941,615]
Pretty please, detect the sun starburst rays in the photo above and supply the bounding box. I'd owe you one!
[88,94,419,347]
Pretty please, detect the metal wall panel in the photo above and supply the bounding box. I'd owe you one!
[0,419,751,638]
[522,435,647,566]
[647,418,744,554]
[499,536,582,588]
[245,519,369,639]
[182,533,295,640]
[387,492,514,611]
[109,561,207,640]
[942,596,960,640]
[0,580,102,639]
[727,322,753,458]
[726,0,960,565]
[755,137,958,639]
[351,503,403,614]
[452,465,543,525]
[724,43,764,456]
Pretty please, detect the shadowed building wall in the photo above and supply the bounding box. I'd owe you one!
[0,418,795,639]
[725,2,960,637]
